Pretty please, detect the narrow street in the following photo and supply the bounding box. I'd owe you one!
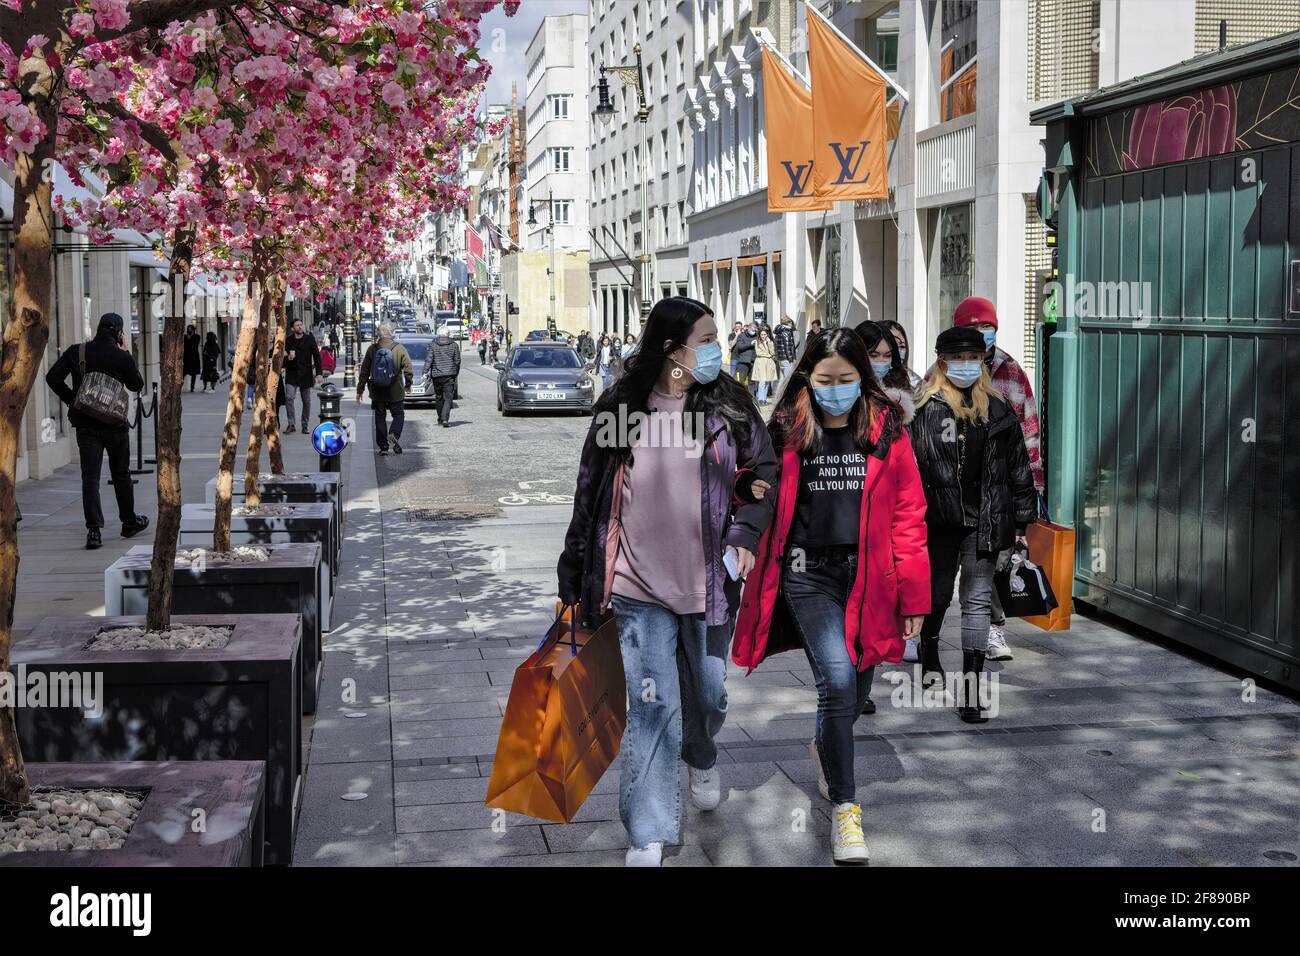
[289,343,1300,867]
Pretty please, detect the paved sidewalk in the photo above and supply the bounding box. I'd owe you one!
[16,365,1300,867]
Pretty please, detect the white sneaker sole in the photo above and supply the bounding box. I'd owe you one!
[689,788,721,812]
[986,646,1013,661]
[832,845,871,865]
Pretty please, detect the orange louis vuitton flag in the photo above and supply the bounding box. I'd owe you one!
[807,3,889,201]
[761,46,831,213]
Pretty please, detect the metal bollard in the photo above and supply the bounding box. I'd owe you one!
[313,382,346,474]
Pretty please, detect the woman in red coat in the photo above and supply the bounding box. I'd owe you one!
[730,327,929,864]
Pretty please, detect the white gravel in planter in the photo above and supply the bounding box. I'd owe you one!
[0,788,141,853]
[86,624,234,651]
[233,505,296,517]
[175,545,271,565]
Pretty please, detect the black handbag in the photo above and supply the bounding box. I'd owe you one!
[993,544,1059,619]
[71,342,131,426]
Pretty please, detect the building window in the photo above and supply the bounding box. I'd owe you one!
[549,93,572,120]
[660,130,669,173]
[938,203,975,327]
[677,201,686,242]
[677,120,686,166]
[660,52,669,97]
[554,200,572,224]
[549,146,573,173]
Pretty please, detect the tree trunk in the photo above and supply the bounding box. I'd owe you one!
[213,277,264,552]
[241,289,272,507]
[144,229,194,631]
[0,99,57,806]
[263,278,288,475]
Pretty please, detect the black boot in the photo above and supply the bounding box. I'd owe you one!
[918,636,944,690]
[957,649,988,724]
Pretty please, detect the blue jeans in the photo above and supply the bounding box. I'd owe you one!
[783,547,875,804]
[756,380,771,402]
[609,593,730,847]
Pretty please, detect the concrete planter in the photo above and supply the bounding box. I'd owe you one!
[0,761,266,867]
[206,471,344,552]
[12,614,301,866]
[178,502,335,628]
[104,544,323,716]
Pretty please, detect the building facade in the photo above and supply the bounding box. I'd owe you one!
[502,12,591,338]
[588,0,694,340]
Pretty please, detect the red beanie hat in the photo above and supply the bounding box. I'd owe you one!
[953,296,998,329]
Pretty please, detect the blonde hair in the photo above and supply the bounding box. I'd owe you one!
[916,359,1000,423]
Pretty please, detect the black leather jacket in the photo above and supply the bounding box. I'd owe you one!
[908,391,1036,552]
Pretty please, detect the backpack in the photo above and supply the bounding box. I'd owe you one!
[370,345,397,387]
[320,348,336,374]
[72,342,132,426]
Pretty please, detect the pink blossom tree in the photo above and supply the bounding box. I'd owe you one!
[0,0,512,805]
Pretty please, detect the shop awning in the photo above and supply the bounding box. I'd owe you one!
[715,259,733,270]
[737,254,766,267]
[771,251,782,264]
[698,261,713,271]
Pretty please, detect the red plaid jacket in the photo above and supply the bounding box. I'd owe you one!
[987,348,1044,495]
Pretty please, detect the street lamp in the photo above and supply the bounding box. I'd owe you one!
[527,191,559,337]
[594,43,652,324]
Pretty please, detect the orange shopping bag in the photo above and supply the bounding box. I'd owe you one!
[1022,520,1076,632]
[485,605,626,823]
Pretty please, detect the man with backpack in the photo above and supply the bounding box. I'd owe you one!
[45,312,150,549]
[356,321,414,455]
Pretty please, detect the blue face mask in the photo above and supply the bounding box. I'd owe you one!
[812,380,861,416]
[870,360,892,381]
[678,341,722,384]
[898,346,909,364]
[945,360,982,387]
[981,329,996,351]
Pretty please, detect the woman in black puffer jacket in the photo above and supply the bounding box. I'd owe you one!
[908,325,1035,722]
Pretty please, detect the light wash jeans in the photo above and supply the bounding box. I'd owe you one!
[609,593,730,848]
[922,525,997,650]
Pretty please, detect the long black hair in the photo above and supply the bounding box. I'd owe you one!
[854,320,911,391]
[596,295,757,452]
[770,326,901,457]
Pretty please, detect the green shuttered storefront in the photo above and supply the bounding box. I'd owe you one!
[1034,33,1300,691]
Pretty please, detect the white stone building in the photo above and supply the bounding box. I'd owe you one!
[588,0,694,340]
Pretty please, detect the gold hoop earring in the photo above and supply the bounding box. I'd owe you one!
[671,366,684,379]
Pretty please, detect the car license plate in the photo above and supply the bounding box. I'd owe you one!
[536,391,564,400]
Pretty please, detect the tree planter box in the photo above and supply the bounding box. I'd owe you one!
[104,544,323,716]
[178,503,335,628]
[0,761,265,867]
[12,614,301,866]
[206,472,344,553]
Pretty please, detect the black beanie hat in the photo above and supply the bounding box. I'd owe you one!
[97,312,125,336]
[935,325,985,355]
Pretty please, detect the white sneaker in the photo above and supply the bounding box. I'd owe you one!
[807,739,830,801]
[688,766,721,811]
[831,802,870,864]
[902,638,919,662]
[986,626,1013,661]
[625,842,663,867]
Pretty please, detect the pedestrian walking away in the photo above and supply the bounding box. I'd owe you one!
[909,324,1036,723]
[357,321,414,455]
[200,331,221,391]
[557,295,776,867]
[183,325,201,392]
[774,314,800,381]
[282,317,323,433]
[950,296,1045,661]
[731,327,929,865]
[424,329,461,427]
[45,312,150,550]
